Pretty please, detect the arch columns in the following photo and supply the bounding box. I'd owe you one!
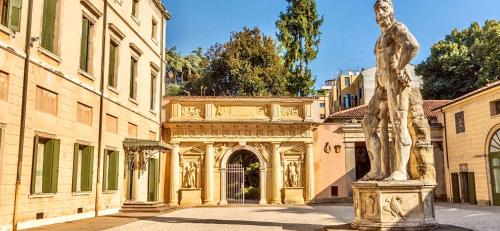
[305,142,315,202]
[204,142,215,205]
[169,142,180,206]
[271,142,282,204]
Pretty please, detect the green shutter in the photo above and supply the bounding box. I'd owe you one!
[467,172,477,205]
[102,151,108,191]
[81,146,92,191]
[87,146,94,191]
[113,151,119,190]
[108,44,116,87]
[41,0,56,52]
[107,151,118,190]
[7,0,22,32]
[451,173,460,203]
[79,17,90,72]
[129,59,135,98]
[30,136,40,194]
[50,139,60,193]
[72,143,79,192]
[42,139,54,193]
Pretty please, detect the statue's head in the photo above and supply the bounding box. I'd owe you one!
[374,0,395,30]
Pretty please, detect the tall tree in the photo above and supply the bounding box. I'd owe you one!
[416,20,500,99]
[188,27,290,96]
[276,0,323,96]
[165,47,208,96]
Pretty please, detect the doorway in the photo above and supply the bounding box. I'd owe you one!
[148,158,159,201]
[226,149,260,204]
[488,129,500,205]
[355,144,370,180]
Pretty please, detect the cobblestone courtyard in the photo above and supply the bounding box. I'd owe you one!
[31,203,500,231]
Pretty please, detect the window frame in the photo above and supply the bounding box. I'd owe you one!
[30,136,60,195]
[131,0,139,19]
[79,16,94,73]
[129,57,138,99]
[35,86,58,116]
[1,0,23,32]
[0,70,8,101]
[455,111,465,134]
[72,143,94,192]
[41,0,61,54]
[107,40,119,88]
[150,71,157,111]
[151,17,158,41]
[103,150,119,191]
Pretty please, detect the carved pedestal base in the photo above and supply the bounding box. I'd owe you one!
[180,188,202,207]
[352,181,437,230]
[284,187,305,205]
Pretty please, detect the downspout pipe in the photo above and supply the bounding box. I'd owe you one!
[158,17,165,142]
[441,108,451,202]
[13,0,35,230]
[95,0,109,217]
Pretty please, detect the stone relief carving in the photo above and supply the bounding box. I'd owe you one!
[183,162,198,188]
[286,162,300,187]
[280,106,301,117]
[383,196,406,220]
[215,105,269,117]
[181,106,203,118]
[361,193,378,217]
[170,125,312,139]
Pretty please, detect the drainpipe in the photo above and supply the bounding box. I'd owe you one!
[95,0,109,217]
[12,0,35,230]
[158,17,165,142]
[441,108,451,203]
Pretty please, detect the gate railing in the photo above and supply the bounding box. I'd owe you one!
[227,163,245,204]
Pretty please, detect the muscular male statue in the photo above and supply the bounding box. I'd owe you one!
[360,0,435,182]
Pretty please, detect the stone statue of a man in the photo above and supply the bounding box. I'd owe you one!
[360,0,435,182]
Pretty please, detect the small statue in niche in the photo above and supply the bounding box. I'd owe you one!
[286,162,299,187]
[183,162,198,188]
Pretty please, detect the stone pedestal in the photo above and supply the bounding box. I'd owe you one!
[352,181,437,230]
[284,187,305,205]
[179,188,202,207]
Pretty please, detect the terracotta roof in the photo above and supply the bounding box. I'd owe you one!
[327,100,450,121]
[164,96,319,100]
[432,80,500,111]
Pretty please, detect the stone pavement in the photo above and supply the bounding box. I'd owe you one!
[26,203,500,231]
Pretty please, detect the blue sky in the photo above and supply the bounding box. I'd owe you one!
[162,0,500,89]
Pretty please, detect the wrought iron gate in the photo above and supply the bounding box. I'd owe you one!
[227,163,245,204]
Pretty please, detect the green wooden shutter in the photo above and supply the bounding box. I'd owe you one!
[108,44,116,87]
[50,139,60,193]
[87,146,94,191]
[30,136,40,194]
[72,143,79,192]
[451,173,460,203]
[102,151,108,191]
[81,145,92,191]
[113,151,119,190]
[129,59,135,98]
[7,0,22,32]
[79,17,90,72]
[467,172,477,205]
[107,151,118,190]
[42,139,54,193]
[41,0,56,52]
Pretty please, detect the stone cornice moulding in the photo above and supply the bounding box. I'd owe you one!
[150,61,160,72]
[108,23,126,40]
[80,0,103,18]
[129,42,143,56]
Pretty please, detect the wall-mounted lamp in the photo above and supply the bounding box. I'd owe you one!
[324,142,331,153]
[334,144,341,153]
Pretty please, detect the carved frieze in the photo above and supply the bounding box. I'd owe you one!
[280,105,302,118]
[170,125,312,139]
[180,105,204,119]
[215,105,269,118]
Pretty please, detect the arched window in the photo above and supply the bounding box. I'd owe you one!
[490,129,500,153]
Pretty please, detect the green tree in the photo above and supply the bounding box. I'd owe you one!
[276,0,323,96]
[190,27,290,96]
[164,47,208,95]
[416,20,500,99]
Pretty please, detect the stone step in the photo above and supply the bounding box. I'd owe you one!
[120,202,173,213]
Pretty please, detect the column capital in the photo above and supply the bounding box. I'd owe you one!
[304,141,313,146]
[171,142,180,146]
[204,142,214,145]
[271,141,281,146]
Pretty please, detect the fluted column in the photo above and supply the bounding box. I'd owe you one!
[259,169,267,204]
[305,142,315,202]
[271,142,282,204]
[169,143,180,206]
[204,142,215,205]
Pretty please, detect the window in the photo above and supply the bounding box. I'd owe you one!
[108,41,118,88]
[128,122,137,138]
[330,186,338,197]
[344,94,351,109]
[359,88,363,99]
[491,101,500,116]
[0,71,8,101]
[41,0,59,53]
[80,17,93,72]
[320,114,325,119]
[129,58,138,99]
[455,111,465,134]
[319,103,325,108]
[76,102,92,126]
[103,150,119,191]
[72,144,93,192]
[151,18,157,40]
[30,136,60,194]
[131,0,138,18]
[150,72,156,110]
[0,0,22,31]
[35,86,58,116]
[149,131,156,140]
[106,114,118,134]
[344,77,350,87]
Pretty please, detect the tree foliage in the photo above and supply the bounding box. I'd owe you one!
[186,27,290,96]
[276,0,323,96]
[416,20,500,99]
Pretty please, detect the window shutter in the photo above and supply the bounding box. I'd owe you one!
[41,0,56,52]
[7,0,22,32]
[30,136,40,194]
[79,18,90,71]
[107,152,115,190]
[81,146,92,191]
[50,139,60,193]
[102,151,108,191]
[42,139,54,193]
[129,59,135,98]
[72,143,79,192]
[108,44,116,87]
[87,146,94,191]
[112,151,119,190]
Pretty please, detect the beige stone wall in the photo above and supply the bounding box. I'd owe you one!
[439,86,500,205]
[0,0,167,227]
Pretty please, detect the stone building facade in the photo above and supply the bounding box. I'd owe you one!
[435,81,500,205]
[0,0,169,229]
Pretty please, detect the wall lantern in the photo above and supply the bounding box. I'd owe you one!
[334,144,341,153]
[324,142,332,153]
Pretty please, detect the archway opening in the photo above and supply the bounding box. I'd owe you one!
[355,143,370,180]
[227,149,260,203]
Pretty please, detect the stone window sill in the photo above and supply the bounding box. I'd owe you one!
[151,38,158,45]
[131,15,141,26]
[107,85,119,94]
[149,109,157,115]
[29,193,55,199]
[102,190,117,194]
[72,192,91,196]
[129,97,138,105]
[38,47,62,64]
[0,24,14,38]
[79,69,95,81]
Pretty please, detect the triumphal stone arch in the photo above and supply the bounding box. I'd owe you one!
[163,96,317,206]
